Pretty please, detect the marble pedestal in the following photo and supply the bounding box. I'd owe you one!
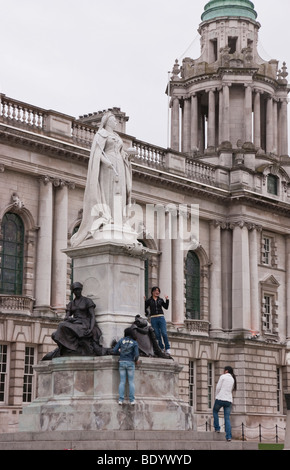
[64,232,148,348]
[19,356,194,432]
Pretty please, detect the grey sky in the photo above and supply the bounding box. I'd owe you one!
[0,0,289,148]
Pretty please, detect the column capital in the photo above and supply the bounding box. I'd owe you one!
[228,219,262,231]
[39,175,51,185]
[170,96,180,107]
[38,175,75,189]
[209,219,224,229]
[206,88,216,94]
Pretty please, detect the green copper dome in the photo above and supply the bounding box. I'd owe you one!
[201,0,258,22]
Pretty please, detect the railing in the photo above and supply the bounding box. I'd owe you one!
[199,420,285,443]
[71,121,96,147]
[132,139,166,167]
[0,295,34,313]
[184,319,210,335]
[0,94,45,131]
[0,93,218,187]
[186,159,216,185]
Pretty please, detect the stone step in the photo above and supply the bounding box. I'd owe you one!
[0,430,258,450]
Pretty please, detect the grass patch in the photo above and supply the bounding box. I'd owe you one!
[258,443,284,450]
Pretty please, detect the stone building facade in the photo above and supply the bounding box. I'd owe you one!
[0,0,290,439]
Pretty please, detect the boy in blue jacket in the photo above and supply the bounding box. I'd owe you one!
[113,328,139,405]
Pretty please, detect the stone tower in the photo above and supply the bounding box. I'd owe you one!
[168,0,289,159]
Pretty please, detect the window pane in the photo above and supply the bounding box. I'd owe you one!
[0,345,8,402]
[186,251,200,319]
[267,175,278,195]
[0,213,24,295]
[23,347,35,403]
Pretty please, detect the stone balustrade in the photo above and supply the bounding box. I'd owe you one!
[0,93,218,188]
[0,94,44,131]
[184,319,210,336]
[0,295,34,314]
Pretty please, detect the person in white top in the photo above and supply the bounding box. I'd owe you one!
[213,366,237,441]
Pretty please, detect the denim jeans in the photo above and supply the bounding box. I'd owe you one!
[118,361,135,403]
[213,399,232,440]
[151,316,170,350]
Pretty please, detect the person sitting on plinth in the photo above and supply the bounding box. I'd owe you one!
[49,282,105,357]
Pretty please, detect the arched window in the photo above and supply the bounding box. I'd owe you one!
[186,251,200,319]
[0,213,24,295]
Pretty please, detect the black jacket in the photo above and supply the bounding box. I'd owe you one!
[145,296,169,317]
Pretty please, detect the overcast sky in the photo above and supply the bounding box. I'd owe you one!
[0,0,289,148]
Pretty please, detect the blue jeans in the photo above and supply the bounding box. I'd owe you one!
[119,361,135,403]
[151,316,170,350]
[213,399,232,440]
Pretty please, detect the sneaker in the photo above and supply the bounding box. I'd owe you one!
[118,400,123,405]
[130,400,135,405]
[166,349,171,354]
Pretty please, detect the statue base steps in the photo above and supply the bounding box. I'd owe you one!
[19,356,194,432]
[0,429,259,450]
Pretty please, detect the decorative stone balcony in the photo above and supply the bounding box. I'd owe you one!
[184,319,210,336]
[0,295,34,315]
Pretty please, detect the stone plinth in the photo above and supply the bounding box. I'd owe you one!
[19,356,194,432]
[64,235,148,348]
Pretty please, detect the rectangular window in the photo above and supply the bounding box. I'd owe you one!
[210,39,218,62]
[263,295,274,333]
[228,36,238,54]
[0,344,8,402]
[189,361,195,407]
[277,368,282,413]
[267,175,278,196]
[23,346,35,403]
[262,237,271,265]
[208,362,213,409]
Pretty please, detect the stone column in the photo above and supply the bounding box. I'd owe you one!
[172,216,185,326]
[266,96,274,153]
[286,236,290,344]
[182,98,191,153]
[231,222,251,333]
[222,85,230,142]
[159,211,173,322]
[209,221,222,333]
[171,97,180,151]
[279,98,288,155]
[191,94,198,149]
[34,176,53,314]
[51,181,69,313]
[254,90,261,148]
[221,226,232,330]
[273,99,278,154]
[207,89,216,148]
[244,85,252,142]
[218,88,223,143]
[249,225,261,333]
